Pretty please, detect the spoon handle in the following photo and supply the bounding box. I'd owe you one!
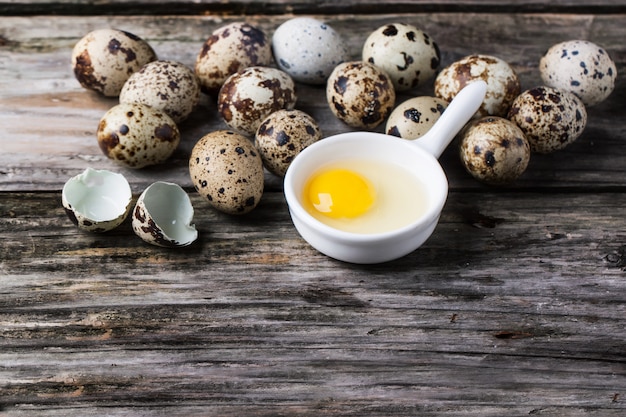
[414,80,487,159]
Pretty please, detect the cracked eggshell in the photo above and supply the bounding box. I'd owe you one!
[255,109,321,177]
[508,86,587,154]
[385,96,447,139]
[97,103,180,169]
[435,54,520,117]
[189,130,264,215]
[362,22,441,92]
[62,167,132,232]
[326,61,396,130]
[132,181,198,247]
[218,66,297,136]
[71,28,157,97]
[539,40,617,106]
[120,60,200,123]
[459,116,530,185]
[195,22,273,95]
[272,17,350,85]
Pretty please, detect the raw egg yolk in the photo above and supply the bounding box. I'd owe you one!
[305,168,375,219]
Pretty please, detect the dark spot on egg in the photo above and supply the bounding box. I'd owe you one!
[485,150,496,167]
[404,108,421,123]
[155,124,176,142]
[382,24,399,36]
[119,124,129,135]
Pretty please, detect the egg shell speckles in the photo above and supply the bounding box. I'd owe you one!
[97,103,180,169]
[386,96,447,139]
[363,22,440,92]
[508,86,587,154]
[71,28,157,97]
[119,60,200,123]
[459,116,530,185]
[255,109,321,177]
[326,61,396,130]
[435,55,520,117]
[195,22,273,95]
[539,40,617,107]
[272,17,350,85]
[218,66,297,136]
[189,130,264,215]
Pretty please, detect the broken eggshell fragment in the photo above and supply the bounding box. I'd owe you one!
[62,167,133,232]
[132,181,198,247]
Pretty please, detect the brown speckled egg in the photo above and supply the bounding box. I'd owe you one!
[255,109,321,177]
[508,86,587,154]
[71,28,157,97]
[385,96,447,139]
[539,40,617,107]
[362,23,440,92]
[435,55,520,117]
[189,130,264,215]
[459,116,530,185]
[326,61,396,130]
[218,66,297,136]
[119,60,200,123]
[195,22,273,95]
[97,103,180,169]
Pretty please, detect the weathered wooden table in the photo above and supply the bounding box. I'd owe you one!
[1,1,625,415]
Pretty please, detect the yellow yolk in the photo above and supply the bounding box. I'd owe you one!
[305,168,375,219]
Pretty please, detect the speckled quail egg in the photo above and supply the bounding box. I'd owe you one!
[508,86,587,154]
[132,181,198,247]
[385,96,447,139]
[189,130,264,215]
[119,60,200,123]
[195,22,273,95]
[62,168,132,232]
[71,28,157,97]
[362,22,440,92]
[539,40,617,107]
[218,66,297,136]
[326,61,396,130]
[255,109,321,177]
[435,55,521,117]
[97,102,180,169]
[272,17,350,85]
[459,116,531,185]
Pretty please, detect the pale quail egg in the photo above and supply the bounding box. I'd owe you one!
[119,60,200,123]
[71,28,157,97]
[195,22,273,95]
[435,54,521,117]
[272,17,350,85]
[508,86,587,154]
[362,22,440,92]
[132,181,198,247]
[255,109,321,177]
[326,61,396,130]
[62,168,132,232]
[97,102,180,169]
[218,66,297,136]
[189,130,264,215]
[459,116,530,185]
[385,96,447,139]
[539,40,617,106]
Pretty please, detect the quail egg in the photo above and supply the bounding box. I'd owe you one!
[119,60,200,123]
[189,130,264,215]
[97,102,180,169]
[326,61,396,130]
[508,86,587,153]
[272,17,350,85]
[539,40,617,106]
[71,28,157,97]
[385,96,447,139]
[195,22,273,95]
[435,54,521,117]
[255,109,321,177]
[218,66,297,136]
[62,168,132,232]
[362,22,440,92]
